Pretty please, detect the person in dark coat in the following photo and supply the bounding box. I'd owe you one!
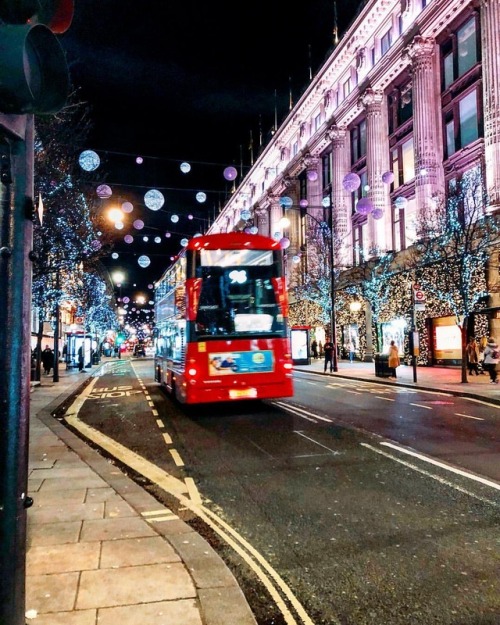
[77,345,85,372]
[41,345,53,375]
[311,340,318,359]
[323,341,334,373]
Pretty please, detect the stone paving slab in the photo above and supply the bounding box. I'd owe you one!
[76,563,196,609]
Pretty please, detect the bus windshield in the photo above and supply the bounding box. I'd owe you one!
[193,250,284,339]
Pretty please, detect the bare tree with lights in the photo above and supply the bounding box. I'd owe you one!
[31,92,115,378]
[405,166,499,383]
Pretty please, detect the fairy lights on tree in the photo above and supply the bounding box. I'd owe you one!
[406,166,497,382]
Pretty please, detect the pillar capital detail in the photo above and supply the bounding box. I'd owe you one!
[358,87,384,112]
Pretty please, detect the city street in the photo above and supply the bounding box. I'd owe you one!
[67,359,500,625]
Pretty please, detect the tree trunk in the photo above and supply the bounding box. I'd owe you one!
[461,318,468,384]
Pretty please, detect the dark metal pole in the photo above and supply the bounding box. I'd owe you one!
[53,268,60,382]
[328,204,338,372]
[0,115,34,625]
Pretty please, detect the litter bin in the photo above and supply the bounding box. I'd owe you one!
[374,353,391,377]
[92,353,100,365]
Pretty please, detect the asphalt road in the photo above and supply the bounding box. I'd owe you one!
[73,360,500,625]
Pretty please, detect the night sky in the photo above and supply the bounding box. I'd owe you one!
[61,0,363,301]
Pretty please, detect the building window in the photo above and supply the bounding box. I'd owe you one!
[390,137,415,187]
[292,141,299,157]
[393,205,405,251]
[444,88,480,158]
[441,16,479,90]
[351,119,367,164]
[322,153,332,189]
[401,138,415,183]
[314,112,322,131]
[343,77,351,99]
[388,83,413,134]
[381,28,392,56]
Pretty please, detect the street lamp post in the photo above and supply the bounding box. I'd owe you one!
[327,203,338,372]
[282,199,338,371]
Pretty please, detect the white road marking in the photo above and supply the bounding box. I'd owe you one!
[454,412,484,421]
[376,396,395,402]
[379,441,500,491]
[295,431,341,454]
[273,401,332,423]
[362,443,499,506]
[409,402,432,410]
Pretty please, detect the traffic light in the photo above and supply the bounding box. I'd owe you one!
[0,1,73,115]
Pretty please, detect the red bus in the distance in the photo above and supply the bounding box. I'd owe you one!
[153,232,294,404]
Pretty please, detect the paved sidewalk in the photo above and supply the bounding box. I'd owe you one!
[25,357,499,624]
[26,361,257,625]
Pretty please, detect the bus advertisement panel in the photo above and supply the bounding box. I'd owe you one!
[154,232,294,404]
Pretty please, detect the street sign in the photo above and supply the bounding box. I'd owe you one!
[413,285,426,303]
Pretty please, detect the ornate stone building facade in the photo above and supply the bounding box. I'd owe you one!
[209,0,500,366]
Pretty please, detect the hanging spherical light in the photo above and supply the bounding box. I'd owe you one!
[280,237,290,249]
[138,255,151,268]
[240,209,251,221]
[279,196,293,208]
[223,166,237,181]
[372,207,384,219]
[144,189,164,210]
[154,236,161,243]
[180,238,189,246]
[355,197,374,215]
[96,184,112,199]
[170,214,179,223]
[136,156,143,165]
[249,226,258,234]
[79,150,100,172]
[307,170,318,182]
[180,161,191,173]
[124,234,133,244]
[121,201,133,213]
[299,199,309,208]
[196,192,207,203]
[342,172,361,192]
[111,252,119,259]
[382,171,395,184]
[394,196,408,209]
[133,219,144,230]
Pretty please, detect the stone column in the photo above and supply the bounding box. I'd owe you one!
[359,88,390,252]
[480,0,500,209]
[327,125,351,267]
[405,36,445,217]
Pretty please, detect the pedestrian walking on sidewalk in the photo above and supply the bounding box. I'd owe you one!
[311,339,318,359]
[483,337,499,384]
[388,340,400,379]
[41,345,53,375]
[323,341,334,372]
[466,337,480,376]
[77,345,85,372]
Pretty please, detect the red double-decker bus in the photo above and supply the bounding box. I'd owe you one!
[153,232,294,404]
